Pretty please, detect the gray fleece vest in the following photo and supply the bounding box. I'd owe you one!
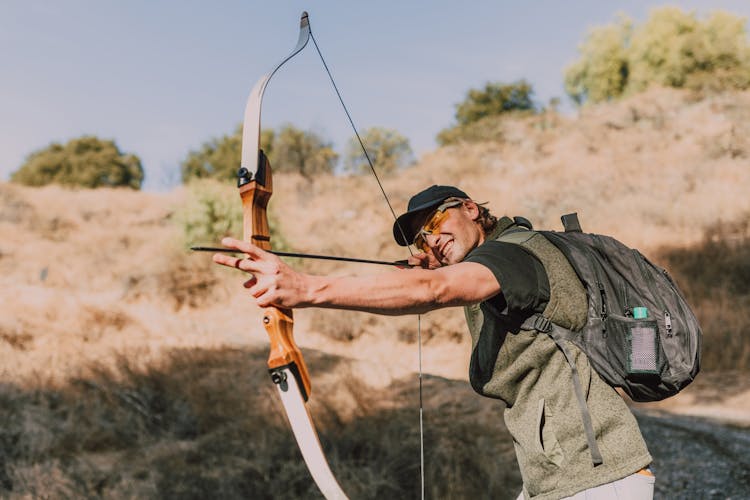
[463,218,652,499]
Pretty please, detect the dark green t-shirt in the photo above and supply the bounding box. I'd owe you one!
[464,240,551,395]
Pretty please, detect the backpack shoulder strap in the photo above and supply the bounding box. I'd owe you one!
[520,315,604,467]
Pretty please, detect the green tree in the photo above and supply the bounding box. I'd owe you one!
[181,125,275,182]
[11,136,143,189]
[437,81,537,145]
[181,125,335,182]
[565,7,750,104]
[564,16,632,105]
[629,8,750,93]
[344,127,413,175]
[454,80,536,125]
[272,125,338,178]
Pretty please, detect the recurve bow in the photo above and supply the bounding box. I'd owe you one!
[236,11,348,500]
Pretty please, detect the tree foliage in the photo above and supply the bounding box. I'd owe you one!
[565,7,750,104]
[180,125,273,182]
[437,81,537,145]
[175,179,291,252]
[564,16,631,105]
[271,125,338,178]
[344,127,413,175]
[181,125,336,182]
[455,80,536,126]
[11,136,143,189]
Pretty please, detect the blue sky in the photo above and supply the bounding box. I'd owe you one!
[2,1,749,190]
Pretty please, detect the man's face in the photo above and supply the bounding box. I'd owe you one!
[419,201,484,265]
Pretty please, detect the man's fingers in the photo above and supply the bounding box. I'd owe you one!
[213,252,265,273]
[243,275,257,288]
[407,254,426,266]
[219,237,269,260]
[210,237,301,309]
[212,253,244,269]
[407,252,437,269]
[245,277,272,304]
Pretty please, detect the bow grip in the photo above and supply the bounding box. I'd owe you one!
[238,151,313,401]
[264,306,312,401]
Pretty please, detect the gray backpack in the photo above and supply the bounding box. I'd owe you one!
[516,213,702,465]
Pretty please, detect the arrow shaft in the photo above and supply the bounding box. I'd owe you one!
[191,246,411,268]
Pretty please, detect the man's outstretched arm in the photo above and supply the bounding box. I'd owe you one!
[213,237,501,315]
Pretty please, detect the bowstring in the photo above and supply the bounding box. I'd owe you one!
[309,29,426,500]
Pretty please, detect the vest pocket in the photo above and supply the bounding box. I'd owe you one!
[508,398,565,496]
[536,398,565,467]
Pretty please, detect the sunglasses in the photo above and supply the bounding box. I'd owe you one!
[413,199,463,252]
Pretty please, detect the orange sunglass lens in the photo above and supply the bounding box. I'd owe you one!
[415,236,429,253]
[424,209,449,232]
[414,209,450,251]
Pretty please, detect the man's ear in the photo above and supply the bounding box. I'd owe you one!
[465,200,481,220]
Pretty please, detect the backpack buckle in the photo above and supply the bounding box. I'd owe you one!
[534,315,553,333]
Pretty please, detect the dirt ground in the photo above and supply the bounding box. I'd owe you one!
[629,371,750,428]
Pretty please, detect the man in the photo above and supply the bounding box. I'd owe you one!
[214,185,655,500]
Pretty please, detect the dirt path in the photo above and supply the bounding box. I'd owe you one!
[635,410,750,499]
[421,369,750,498]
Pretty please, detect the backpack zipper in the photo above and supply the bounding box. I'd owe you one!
[662,268,691,340]
[622,282,631,316]
[632,249,672,336]
[585,240,609,337]
[598,280,608,336]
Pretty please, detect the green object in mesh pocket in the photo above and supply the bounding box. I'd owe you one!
[627,319,659,374]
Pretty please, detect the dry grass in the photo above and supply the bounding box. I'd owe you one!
[656,219,750,371]
[0,348,519,499]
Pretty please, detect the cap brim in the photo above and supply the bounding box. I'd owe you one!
[392,200,443,246]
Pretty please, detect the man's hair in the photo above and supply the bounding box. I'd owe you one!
[475,202,498,235]
[446,197,498,235]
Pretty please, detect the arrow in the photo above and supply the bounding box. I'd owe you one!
[191,246,412,268]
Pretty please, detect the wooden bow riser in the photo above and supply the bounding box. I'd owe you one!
[239,151,313,401]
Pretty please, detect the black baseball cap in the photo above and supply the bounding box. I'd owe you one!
[393,185,469,246]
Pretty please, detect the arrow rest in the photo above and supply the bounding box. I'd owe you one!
[237,150,270,187]
[270,368,289,390]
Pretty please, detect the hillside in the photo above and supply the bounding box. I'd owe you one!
[1,88,749,497]
[406,87,750,249]
[3,86,750,381]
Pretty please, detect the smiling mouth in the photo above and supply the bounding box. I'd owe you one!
[438,239,453,258]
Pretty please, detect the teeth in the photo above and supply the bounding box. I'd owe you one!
[440,240,452,256]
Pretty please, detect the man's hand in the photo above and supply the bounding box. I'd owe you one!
[407,251,442,270]
[212,237,312,309]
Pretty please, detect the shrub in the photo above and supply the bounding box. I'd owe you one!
[344,127,413,174]
[174,179,291,251]
[438,81,537,145]
[181,124,336,182]
[565,7,750,104]
[11,136,143,189]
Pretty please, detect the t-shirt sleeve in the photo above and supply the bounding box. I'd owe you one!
[465,240,550,314]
